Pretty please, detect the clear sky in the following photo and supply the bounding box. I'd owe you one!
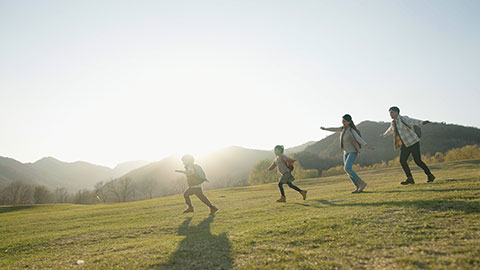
[1,0,479,167]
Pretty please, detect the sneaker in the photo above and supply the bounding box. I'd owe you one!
[351,189,360,194]
[300,190,307,200]
[358,181,367,192]
[401,177,415,185]
[276,196,286,203]
[209,206,218,215]
[183,207,194,213]
[427,174,436,183]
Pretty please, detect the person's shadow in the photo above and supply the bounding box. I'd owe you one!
[155,216,233,270]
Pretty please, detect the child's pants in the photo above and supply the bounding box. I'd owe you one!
[184,187,213,208]
[278,172,302,196]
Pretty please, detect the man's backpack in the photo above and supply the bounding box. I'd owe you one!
[400,117,422,138]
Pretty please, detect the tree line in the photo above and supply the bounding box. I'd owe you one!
[0,176,188,205]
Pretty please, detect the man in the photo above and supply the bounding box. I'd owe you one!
[381,106,436,185]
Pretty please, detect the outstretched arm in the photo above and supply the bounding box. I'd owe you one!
[351,130,374,150]
[320,126,342,133]
[381,124,394,137]
[175,167,195,176]
[403,115,427,126]
[268,161,277,171]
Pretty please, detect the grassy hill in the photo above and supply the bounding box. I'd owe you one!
[1,159,479,269]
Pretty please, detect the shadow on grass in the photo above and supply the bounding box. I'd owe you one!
[154,216,233,270]
[0,205,37,214]
[380,187,480,194]
[312,199,480,214]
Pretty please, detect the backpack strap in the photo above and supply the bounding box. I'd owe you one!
[349,129,362,150]
[400,116,413,130]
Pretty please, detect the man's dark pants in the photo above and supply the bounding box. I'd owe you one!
[400,142,431,178]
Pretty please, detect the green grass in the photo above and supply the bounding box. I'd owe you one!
[1,160,479,270]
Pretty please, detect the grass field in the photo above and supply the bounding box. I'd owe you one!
[1,159,479,270]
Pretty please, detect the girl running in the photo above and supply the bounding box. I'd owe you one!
[268,145,307,202]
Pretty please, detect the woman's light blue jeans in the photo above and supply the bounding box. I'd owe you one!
[344,152,360,185]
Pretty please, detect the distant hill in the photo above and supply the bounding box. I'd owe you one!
[199,146,273,188]
[285,141,316,154]
[27,157,114,190]
[297,121,480,172]
[120,155,183,191]
[0,157,151,191]
[0,157,44,187]
[112,160,150,178]
[120,146,274,195]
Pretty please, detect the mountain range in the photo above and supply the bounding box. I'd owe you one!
[1,121,479,193]
[0,157,149,191]
[0,145,305,192]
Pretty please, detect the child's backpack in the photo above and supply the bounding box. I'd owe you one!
[282,156,295,172]
[186,165,208,187]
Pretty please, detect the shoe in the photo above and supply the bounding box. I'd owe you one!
[401,177,415,185]
[427,174,436,183]
[209,206,218,215]
[351,189,360,194]
[183,207,194,213]
[358,181,367,192]
[276,196,286,203]
[300,190,307,200]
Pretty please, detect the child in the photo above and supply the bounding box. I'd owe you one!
[268,145,307,202]
[175,155,218,215]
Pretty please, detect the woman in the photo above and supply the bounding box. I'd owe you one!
[321,114,374,193]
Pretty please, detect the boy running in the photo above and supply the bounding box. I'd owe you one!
[175,155,218,215]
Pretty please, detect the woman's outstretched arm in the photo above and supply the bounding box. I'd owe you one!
[320,126,342,132]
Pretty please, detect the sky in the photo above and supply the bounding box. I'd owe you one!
[1,0,479,167]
